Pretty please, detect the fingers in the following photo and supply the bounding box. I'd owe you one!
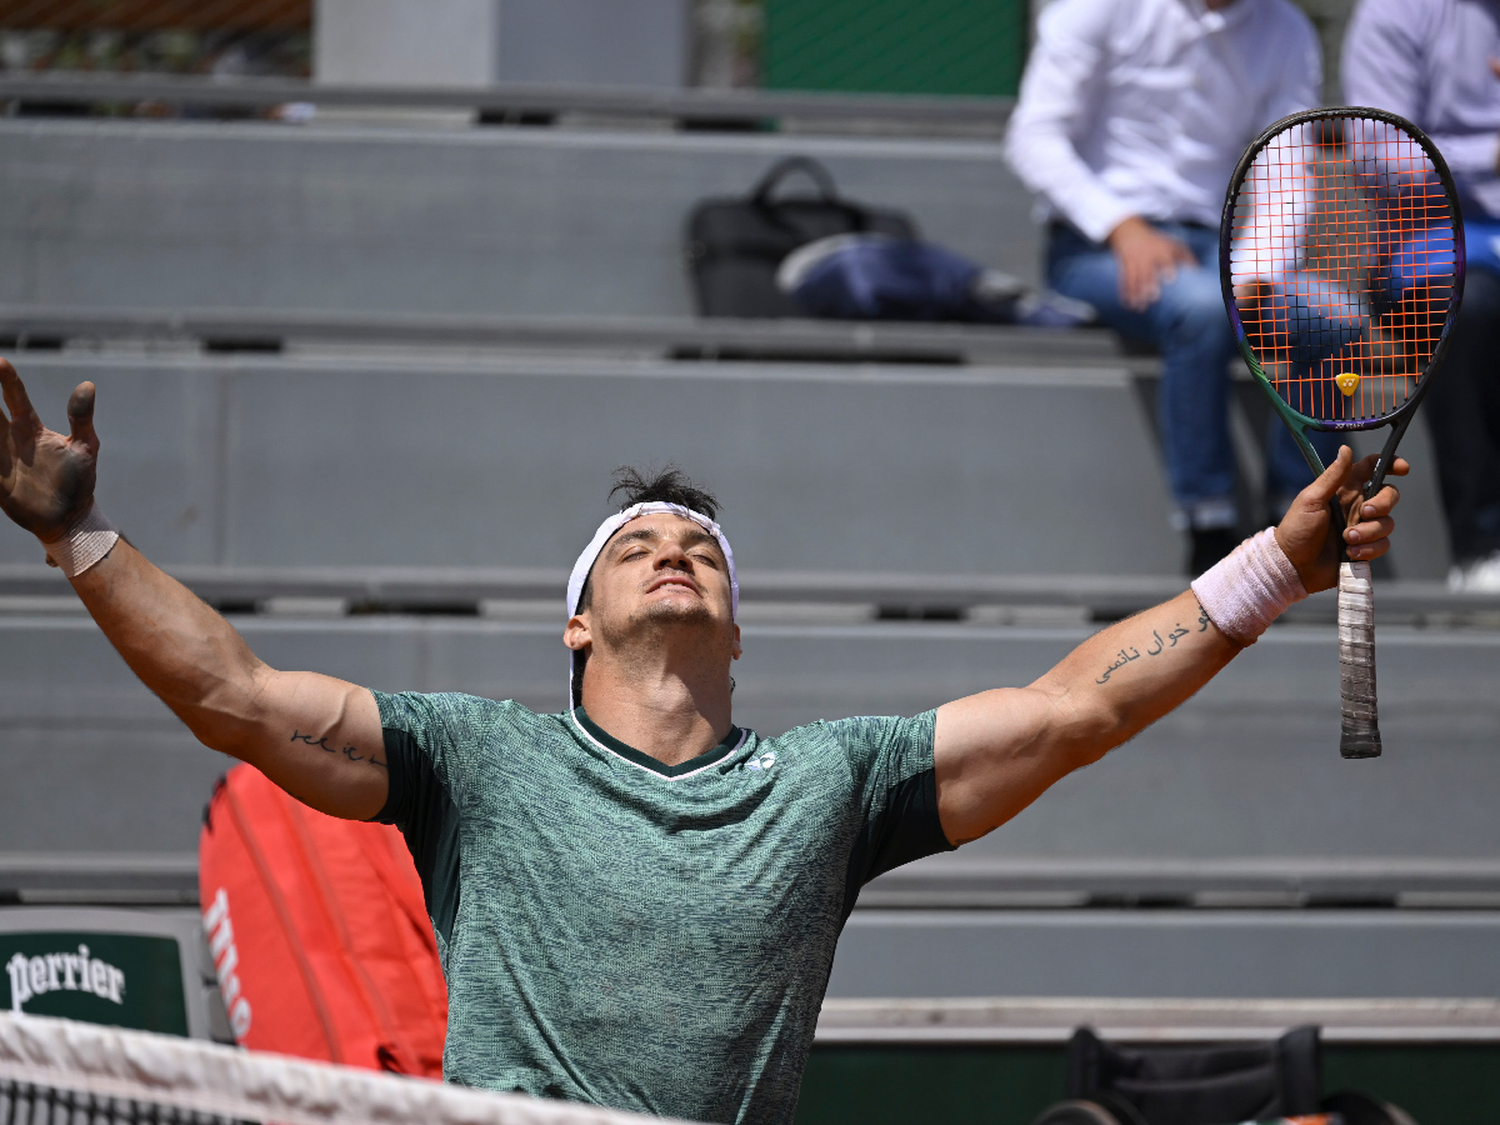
[1143,236,1195,301]
[1355,479,1402,521]
[1120,241,1192,310]
[1123,260,1162,310]
[1345,451,1408,488]
[67,382,98,450]
[1299,444,1354,507]
[1344,515,1395,560]
[1119,257,1146,310]
[0,359,39,431]
[1340,454,1408,560]
[1346,530,1394,562]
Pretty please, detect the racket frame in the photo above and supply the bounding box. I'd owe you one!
[1219,106,1466,497]
[1218,105,1466,759]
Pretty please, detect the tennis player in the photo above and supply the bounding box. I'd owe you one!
[0,361,1405,1125]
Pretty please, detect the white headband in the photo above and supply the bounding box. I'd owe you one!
[566,502,739,709]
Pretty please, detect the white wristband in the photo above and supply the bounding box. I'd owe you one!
[1190,527,1307,645]
[43,505,120,578]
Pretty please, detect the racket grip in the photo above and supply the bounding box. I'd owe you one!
[1338,559,1382,759]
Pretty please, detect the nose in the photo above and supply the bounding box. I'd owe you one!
[654,539,692,571]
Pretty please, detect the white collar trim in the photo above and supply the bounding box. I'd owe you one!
[569,709,750,782]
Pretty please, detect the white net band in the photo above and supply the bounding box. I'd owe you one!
[0,1014,695,1125]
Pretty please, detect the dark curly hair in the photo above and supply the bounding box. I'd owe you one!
[571,466,723,707]
[607,465,720,522]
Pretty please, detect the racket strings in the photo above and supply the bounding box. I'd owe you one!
[1227,114,1457,425]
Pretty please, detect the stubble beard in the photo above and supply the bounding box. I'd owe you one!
[608,597,715,643]
[594,597,729,669]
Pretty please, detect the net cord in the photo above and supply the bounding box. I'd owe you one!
[0,1013,692,1125]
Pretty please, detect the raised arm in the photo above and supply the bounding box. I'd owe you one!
[933,447,1405,845]
[0,361,387,820]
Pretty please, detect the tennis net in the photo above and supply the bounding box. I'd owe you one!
[0,1013,689,1125]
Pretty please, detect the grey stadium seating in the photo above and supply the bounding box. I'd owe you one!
[0,115,1496,1024]
[0,118,1038,317]
[0,351,1451,579]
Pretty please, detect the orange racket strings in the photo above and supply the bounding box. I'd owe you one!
[1228,115,1456,424]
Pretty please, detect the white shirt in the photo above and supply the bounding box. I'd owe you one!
[1343,0,1500,218]
[1005,0,1322,243]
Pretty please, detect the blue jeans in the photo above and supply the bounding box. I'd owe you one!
[1047,222,1341,528]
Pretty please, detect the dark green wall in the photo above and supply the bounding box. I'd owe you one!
[796,1043,1500,1124]
[763,0,1029,97]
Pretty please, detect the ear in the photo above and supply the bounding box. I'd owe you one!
[564,614,592,653]
[731,622,742,660]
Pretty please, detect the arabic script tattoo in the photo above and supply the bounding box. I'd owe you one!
[1094,614,1201,683]
[290,730,386,770]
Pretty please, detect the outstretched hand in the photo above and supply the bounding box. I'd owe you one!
[0,360,101,545]
[1275,445,1407,593]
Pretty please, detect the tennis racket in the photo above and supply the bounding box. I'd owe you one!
[1220,107,1464,759]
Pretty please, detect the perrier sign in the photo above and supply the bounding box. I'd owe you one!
[1,931,189,1036]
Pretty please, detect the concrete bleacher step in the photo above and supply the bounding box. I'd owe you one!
[0,350,1452,579]
[3,564,1495,626]
[816,996,1500,1043]
[0,304,1141,367]
[3,613,1497,861]
[828,908,1500,1000]
[0,73,1014,135]
[0,350,1179,576]
[0,118,1040,316]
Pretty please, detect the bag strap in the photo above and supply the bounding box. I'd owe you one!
[748,155,872,236]
[750,156,842,206]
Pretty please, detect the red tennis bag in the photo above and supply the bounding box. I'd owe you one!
[198,764,447,1077]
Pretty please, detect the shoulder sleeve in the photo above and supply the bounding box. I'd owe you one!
[1259,5,1320,127]
[1004,0,1136,242]
[825,710,955,918]
[1341,0,1423,118]
[368,690,485,948]
[1341,0,1497,177]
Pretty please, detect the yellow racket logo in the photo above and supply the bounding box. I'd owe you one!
[1333,372,1360,397]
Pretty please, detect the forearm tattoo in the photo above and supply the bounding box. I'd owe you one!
[290,730,386,769]
[1095,602,1209,685]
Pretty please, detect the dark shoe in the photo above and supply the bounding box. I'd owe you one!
[1189,528,1238,577]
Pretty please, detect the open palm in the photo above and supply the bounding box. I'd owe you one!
[0,360,100,544]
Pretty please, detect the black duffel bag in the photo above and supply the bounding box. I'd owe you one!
[684,155,917,317]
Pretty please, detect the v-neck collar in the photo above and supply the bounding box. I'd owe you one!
[572,707,746,780]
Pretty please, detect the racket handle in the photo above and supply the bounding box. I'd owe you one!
[1338,559,1382,759]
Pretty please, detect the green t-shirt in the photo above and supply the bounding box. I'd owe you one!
[372,691,953,1125]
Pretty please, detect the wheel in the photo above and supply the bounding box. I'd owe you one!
[1324,1089,1421,1125]
[1028,1099,1126,1125]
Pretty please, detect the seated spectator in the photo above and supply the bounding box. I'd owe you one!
[1005,0,1340,574]
[1344,0,1500,590]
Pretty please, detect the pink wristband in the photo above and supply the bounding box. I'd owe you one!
[43,504,120,578]
[1190,527,1307,645]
